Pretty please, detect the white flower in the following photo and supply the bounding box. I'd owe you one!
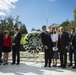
[23,31,42,53]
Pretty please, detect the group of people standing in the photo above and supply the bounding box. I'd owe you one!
[0,27,21,65]
[40,25,76,69]
[0,25,76,69]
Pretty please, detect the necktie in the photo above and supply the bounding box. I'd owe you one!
[60,34,62,39]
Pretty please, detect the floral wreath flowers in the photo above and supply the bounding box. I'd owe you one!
[23,31,43,53]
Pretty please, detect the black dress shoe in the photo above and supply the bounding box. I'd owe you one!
[16,63,19,65]
[53,65,57,67]
[62,66,66,69]
[68,64,72,67]
[48,65,51,67]
[11,63,15,65]
[44,65,47,67]
[72,66,76,68]
[6,63,8,65]
[3,63,5,65]
[0,60,3,63]
[62,65,66,68]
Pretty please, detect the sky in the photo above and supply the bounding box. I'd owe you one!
[0,0,76,32]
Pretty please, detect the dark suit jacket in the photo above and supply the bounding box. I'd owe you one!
[0,32,4,47]
[58,32,69,50]
[12,32,21,51]
[40,31,53,49]
[72,33,76,48]
[69,32,75,42]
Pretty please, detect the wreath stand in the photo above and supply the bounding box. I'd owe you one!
[29,47,38,63]
[22,31,43,64]
[20,46,40,63]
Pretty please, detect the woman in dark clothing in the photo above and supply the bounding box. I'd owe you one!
[3,30,11,65]
[50,28,58,67]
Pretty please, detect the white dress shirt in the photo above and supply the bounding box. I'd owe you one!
[14,32,18,38]
[51,33,58,42]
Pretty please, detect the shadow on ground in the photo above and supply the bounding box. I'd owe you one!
[0,62,76,75]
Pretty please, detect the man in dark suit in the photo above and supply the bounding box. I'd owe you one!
[0,27,4,64]
[72,31,76,68]
[12,27,21,65]
[58,27,69,68]
[40,25,53,67]
[68,28,75,67]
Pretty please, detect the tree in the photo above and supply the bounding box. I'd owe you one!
[20,24,28,34]
[67,8,76,32]
[5,16,14,31]
[31,28,36,31]
[74,8,76,22]
[60,20,70,31]
[37,29,41,31]
[31,28,41,32]
[14,15,22,28]
[0,15,28,35]
[68,21,76,32]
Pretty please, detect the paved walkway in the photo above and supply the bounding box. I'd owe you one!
[0,61,76,75]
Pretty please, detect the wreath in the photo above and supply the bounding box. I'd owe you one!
[23,31,43,53]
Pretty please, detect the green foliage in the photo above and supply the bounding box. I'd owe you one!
[74,8,76,22]
[59,8,76,32]
[68,21,76,31]
[20,24,28,34]
[60,20,70,31]
[0,15,28,35]
[31,28,41,32]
